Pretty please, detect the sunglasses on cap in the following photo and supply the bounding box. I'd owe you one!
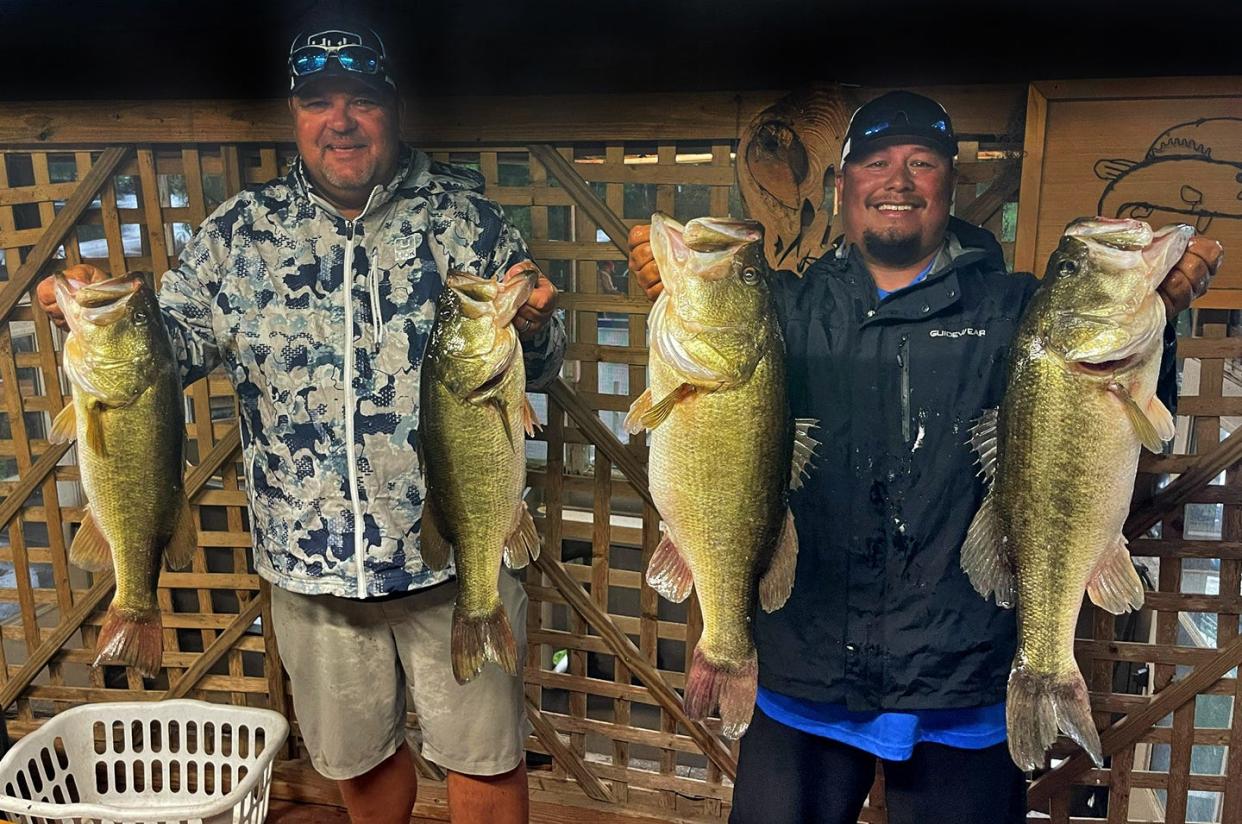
[862,117,951,138]
[289,43,384,77]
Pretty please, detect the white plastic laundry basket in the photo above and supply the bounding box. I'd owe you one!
[0,699,289,824]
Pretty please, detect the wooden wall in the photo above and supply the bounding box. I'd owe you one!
[0,83,1237,823]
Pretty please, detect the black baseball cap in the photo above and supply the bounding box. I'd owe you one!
[287,17,396,97]
[840,91,958,164]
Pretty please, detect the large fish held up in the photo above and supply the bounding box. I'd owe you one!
[50,272,195,678]
[419,269,541,685]
[962,218,1194,770]
[625,213,817,738]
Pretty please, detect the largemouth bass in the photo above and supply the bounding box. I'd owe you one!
[419,269,541,684]
[625,213,816,738]
[50,272,194,678]
[963,218,1194,770]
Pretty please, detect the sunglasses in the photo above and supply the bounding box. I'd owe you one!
[289,43,384,77]
[862,118,950,138]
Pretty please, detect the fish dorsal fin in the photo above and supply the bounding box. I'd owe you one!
[1109,383,1173,453]
[969,408,1000,485]
[789,418,819,490]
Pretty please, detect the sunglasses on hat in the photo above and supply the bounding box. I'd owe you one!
[289,43,384,77]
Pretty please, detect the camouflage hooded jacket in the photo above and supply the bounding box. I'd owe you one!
[157,147,565,597]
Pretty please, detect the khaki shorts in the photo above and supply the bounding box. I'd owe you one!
[270,571,533,780]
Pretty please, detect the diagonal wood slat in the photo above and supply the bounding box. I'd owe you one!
[527,144,630,257]
[162,592,264,699]
[532,550,738,781]
[1028,631,1242,809]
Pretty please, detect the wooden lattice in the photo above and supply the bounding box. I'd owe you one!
[6,109,1205,824]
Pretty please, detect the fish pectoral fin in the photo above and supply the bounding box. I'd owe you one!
[69,510,113,572]
[1086,535,1145,615]
[646,531,694,603]
[85,401,107,457]
[789,419,820,491]
[1110,383,1172,453]
[163,493,197,571]
[49,405,77,445]
[639,383,697,431]
[522,395,542,437]
[959,492,1014,607]
[489,398,515,451]
[759,508,799,612]
[623,389,654,434]
[968,408,1000,485]
[503,500,541,570]
[418,497,452,571]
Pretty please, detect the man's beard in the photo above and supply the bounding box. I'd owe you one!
[862,228,925,267]
[322,162,374,191]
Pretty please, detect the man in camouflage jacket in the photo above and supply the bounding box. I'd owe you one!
[39,15,563,824]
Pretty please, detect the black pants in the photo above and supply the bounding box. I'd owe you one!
[729,706,1027,824]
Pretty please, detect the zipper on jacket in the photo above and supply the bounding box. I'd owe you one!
[343,219,368,597]
[898,333,911,443]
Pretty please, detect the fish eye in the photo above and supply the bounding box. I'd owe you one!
[1057,258,1078,277]
[133,309,148,323]
[740,267,761,285]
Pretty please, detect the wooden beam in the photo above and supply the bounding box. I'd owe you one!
[0,572,113,709]
[531,550,738,781]
[525,693,614,803]
[546,378,652,510]
[527,145,629,257]
[0,146,130,324]
[958,161,1022,228]
[1028,631,1242,809]
[1124,424,1242,540]
[0,86,1023,146]
[162,592,264,699]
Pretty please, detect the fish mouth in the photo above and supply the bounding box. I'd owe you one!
[1073,354,1137,376]
[54,273,141,329]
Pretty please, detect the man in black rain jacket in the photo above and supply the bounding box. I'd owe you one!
[628,91,1222,824]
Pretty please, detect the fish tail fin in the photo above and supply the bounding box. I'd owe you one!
[69,510,113,572]
[503,501,540,569]
[684,646,757,739]
[451,603,518,685]
[95,604,163,679]
[1007,665,1103,772]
